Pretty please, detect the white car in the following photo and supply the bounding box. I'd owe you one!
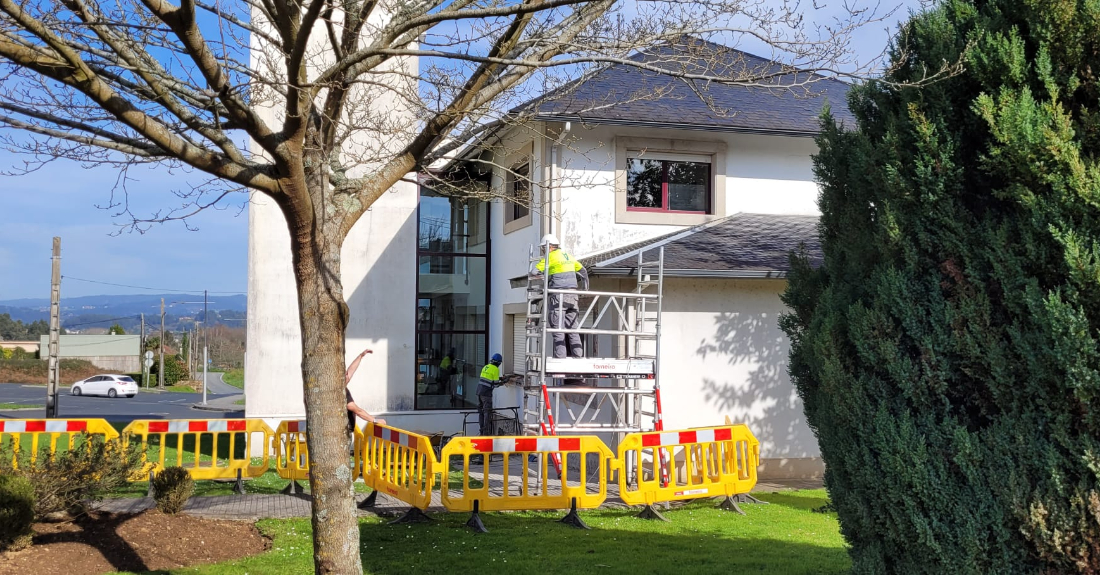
[70,374,139,398]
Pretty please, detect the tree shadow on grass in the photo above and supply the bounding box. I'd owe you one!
[755,490,830,511]
[358,506,850,575]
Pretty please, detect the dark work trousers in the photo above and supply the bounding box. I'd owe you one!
[549,292,583,358]
[477,384,494,436]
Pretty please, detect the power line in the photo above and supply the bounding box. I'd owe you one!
[63,315,141,328]
[61,276,247,295]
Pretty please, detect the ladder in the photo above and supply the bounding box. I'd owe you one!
[522,242,666,481]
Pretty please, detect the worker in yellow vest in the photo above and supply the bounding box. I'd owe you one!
[535,234,589,359]
[478,353,506,436]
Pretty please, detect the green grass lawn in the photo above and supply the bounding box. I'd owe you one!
[164,384,198,393]
[0,402,42,410]
[121,489,848,575]
[234,399,245,405]
[222,368,244,389]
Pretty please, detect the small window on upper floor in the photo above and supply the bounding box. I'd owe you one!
[506,162,530,222]
[626,153,712,214]
[503,161,533,234]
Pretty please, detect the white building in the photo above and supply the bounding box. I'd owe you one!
[246,40,850,479]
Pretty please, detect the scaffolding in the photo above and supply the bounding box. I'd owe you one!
[522,243,666,452]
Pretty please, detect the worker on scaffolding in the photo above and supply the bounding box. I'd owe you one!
[535,234,589,362]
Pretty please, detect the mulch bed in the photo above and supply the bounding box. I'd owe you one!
[0,510,271,574]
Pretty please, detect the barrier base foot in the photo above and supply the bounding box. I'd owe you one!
[636,504,669,522]
[733,493,768,505]
[389,507,432,525]
[718,496,747,515]
[560,499,590,530]
[357,490,378,509]
[466,501,489,533]
[281,481,304,496]
[233,470,245,495]
[146,471,155,497]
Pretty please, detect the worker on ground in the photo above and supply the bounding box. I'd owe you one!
[478,353,508,436]
[535,234,589,360]
[345,348,386,434]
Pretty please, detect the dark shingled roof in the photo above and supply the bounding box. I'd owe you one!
[526,38,855,135]
[580,213,822,278]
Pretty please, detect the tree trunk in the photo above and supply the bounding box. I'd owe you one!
[292,228,361,575]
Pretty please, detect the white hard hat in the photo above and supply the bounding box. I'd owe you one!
[541,234,559,245]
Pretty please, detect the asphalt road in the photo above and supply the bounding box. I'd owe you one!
[0,372,243,420]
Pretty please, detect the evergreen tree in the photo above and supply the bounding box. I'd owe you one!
[781,1,1100,572]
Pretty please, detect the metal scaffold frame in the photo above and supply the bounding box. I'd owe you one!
[521,242,666,453]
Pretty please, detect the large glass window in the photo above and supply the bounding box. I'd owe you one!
[416,188,490,410]
[626,153,712,214]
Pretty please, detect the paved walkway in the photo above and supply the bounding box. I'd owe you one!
[93,476,824,521]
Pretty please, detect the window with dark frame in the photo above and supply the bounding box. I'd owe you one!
[416,187,490,411]
[626,156,712,214]
[505,162,530,223]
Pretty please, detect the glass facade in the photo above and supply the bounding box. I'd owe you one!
[416,188,490,410]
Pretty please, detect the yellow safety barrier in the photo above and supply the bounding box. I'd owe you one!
[273,419,311,489]
[358,423,438,516]
[441,435,614,531]
[617,425,760,516]
[123,419,272,488]
[0,419,119,468]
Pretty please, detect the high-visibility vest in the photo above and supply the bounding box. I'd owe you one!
[536,249,583,276]
[479,363,500,387]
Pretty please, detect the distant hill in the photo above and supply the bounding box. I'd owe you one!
[0,293,247,333]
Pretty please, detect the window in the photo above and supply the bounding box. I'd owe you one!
[506,162,530,222]
[627,154,712,213]
[615,138,726,226]
[416,187,490,410]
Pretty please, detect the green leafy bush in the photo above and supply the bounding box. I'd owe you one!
[152,467,193,514]
[150,354,189,385]
[0,434,147,518]
[0,474,35,552]
[782,2,1100,572]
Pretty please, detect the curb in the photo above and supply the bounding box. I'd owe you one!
[191,401,245,413]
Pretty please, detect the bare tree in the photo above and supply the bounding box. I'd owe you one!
[0,0,906,572]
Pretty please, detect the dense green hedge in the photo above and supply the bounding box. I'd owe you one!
[782,1,1100,572]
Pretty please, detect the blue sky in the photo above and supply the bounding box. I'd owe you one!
[0,0,923,300]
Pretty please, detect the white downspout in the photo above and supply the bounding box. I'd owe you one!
[548,121,571,237]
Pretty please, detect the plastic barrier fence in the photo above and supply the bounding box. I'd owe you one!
[273,420,310,482]
[359,423,438,510]
[0,419,119,468]
[441,435,614,513]
[617,425,759,507]
[123,419,272,481]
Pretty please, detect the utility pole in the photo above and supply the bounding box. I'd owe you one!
[202,290,208,405]
[46,237,61,418]
[140,313,146,387]
[158,298,165,389]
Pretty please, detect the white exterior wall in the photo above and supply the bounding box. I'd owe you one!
[245,9,429,427]
[554,124,819,257]
[487,128,548,412]
[660,278,821,478]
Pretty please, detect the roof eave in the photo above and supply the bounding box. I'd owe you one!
[532,114,821,138]
[505,269,791,286]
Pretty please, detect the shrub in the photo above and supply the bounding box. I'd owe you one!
[8,346,30,360]
[150,354,189,385]
[152,467,193,514]
[0,474,35,552]
[0,434,147,518]
[782,2,1100,572]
